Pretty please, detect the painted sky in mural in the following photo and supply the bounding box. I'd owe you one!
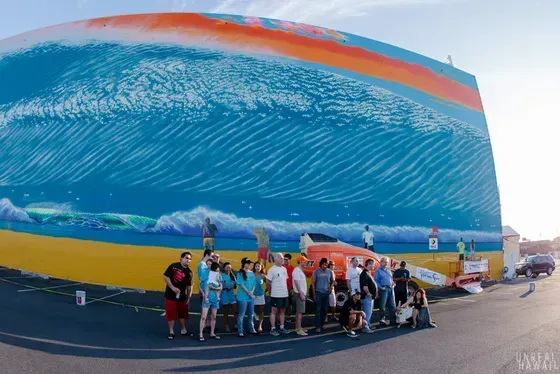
[0,13,502,252]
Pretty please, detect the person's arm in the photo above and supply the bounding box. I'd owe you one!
[360,272,370,296]
[163,275,179,294]
[266,269,273,295]
[311,271,317,301]
[371,276,378,298]
[422,297,429,308]
[346,269,352,290]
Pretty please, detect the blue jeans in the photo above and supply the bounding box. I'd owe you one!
[362,296,373,329]
[417,307,434,328]
[315,291,329,329]
[379,287,396,321]
[237,300,255,335]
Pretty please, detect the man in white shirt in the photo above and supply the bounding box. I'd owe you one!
[346,257,362,296]
[266,253,290,336]
[292,254,309,336]
[362,225,375,252]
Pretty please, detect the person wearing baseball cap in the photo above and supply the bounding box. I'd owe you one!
[393,261,410,309]
[339,289,367,338]
[291,254,309,336]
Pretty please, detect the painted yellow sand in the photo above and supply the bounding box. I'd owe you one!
[0,230,503,292]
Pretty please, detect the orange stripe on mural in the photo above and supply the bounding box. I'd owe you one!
[82,13,483,113]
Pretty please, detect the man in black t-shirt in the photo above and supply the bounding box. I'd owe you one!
[163,251,194,340]
[339,289,367,338]
[393,261,411,308]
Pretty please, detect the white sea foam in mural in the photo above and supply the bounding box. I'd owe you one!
[0,198,501,243]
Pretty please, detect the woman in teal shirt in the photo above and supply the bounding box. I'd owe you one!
[252,261,266,333]
[236,257,257,337]
[220,263,238,332]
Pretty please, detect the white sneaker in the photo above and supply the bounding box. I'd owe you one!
[347,331,357,338]
[380,318,386,325]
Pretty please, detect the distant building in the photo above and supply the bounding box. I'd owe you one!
[502,226,520,279]
[520,240,555,257]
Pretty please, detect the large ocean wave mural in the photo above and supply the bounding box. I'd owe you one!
[0,13,502,254]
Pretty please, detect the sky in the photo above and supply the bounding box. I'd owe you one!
[1,0,558,240]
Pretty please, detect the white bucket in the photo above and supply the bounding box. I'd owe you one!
[76,290,86,306]
[529,282,536,292]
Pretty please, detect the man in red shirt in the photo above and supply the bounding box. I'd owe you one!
[284,254,296,323]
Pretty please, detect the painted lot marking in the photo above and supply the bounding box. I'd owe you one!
[430,295,475,303]
[18,282,83,293]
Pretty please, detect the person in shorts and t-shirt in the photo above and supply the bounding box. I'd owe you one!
[266,253,290,336]
[346,257,362,296]
[292,254,309,336]
[163,251,194,340]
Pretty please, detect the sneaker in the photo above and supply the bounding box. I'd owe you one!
[270,328,280,337]
[379,318,386,325]
[279,328,290,335]
[296,329,308,336]
[362,327,374,334]
[347,331,358,338]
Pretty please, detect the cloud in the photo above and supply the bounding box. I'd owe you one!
[210,0,456,24]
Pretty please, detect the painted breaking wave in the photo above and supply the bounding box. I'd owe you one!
[0,198,501,243]
[0,41,500,222]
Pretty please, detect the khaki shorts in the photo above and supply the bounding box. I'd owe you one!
[293,293,306,313]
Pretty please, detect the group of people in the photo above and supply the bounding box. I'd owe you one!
[163,249,436,341]
[343,256,437,336]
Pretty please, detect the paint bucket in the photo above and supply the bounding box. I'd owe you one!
[529,282,536,292]
[76,290,86,306]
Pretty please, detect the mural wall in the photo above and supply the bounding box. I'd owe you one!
[0,13,503,290]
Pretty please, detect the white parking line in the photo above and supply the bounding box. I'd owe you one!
[85,291,126,305]
[18,282,83,293]
[430,295,475,303]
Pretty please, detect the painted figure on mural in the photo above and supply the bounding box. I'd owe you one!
[469,240,476,260]
[201,217,218,250]
[254,227,272,267]
[457,238,465,261]
[362,225,375,252]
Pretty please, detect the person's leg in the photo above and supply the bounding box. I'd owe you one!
[270,305,278,330]
[363,296,373,329]
[177,300,189,334]
[348,314,357,332]
[237,301,247,335]
[232,302,238,329]
[315,294,323,332]
[412,309,418,327]
[223,304,230,332]
[257,305,264,332]
[210,308,218,336]
[279,306,286,327]
[199,308,209,339]
[320,292,329,328]
[247,300,256,333]
[165,299,177,337]
[379,289,388,322]
[388,289,396,323]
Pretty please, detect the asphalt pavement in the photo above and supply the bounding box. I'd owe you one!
[1,266,560,374]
